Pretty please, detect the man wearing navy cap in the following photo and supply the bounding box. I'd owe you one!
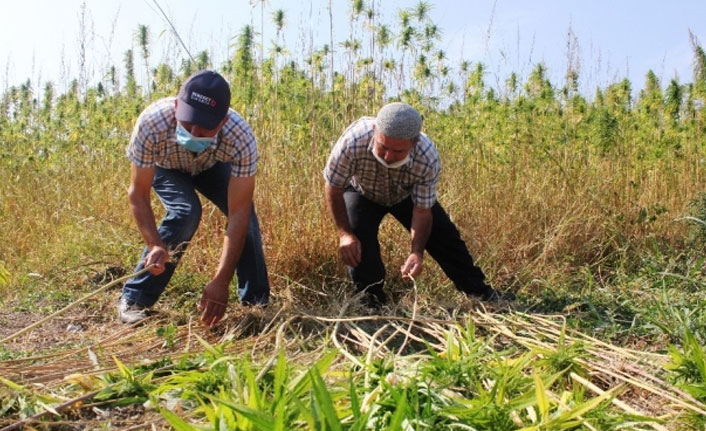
[324,102,510,308]
[119,70,269,327]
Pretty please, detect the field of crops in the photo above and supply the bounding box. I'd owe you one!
[1,2,706,429]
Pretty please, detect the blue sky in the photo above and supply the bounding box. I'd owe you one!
[2,0,705,97]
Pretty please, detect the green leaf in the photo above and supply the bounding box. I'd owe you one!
[248,365,263,410]
[551,385,620,426]
[273,349,287,404]
[159,408,201,431]
[292,393,316,428]
[288,348,338,399]
[0,375,25,392]
[273,395,287,431]
[511,367,567,411]
[0,261,10,287]
[194,334,221,357]
[533,372,550,421]
[206,395,276,430]
[112,356,133,381]
[349,375,361,422]
[309,367,343,431]
[388,390,408,431]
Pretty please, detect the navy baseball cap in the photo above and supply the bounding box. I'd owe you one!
[176,70,231,129]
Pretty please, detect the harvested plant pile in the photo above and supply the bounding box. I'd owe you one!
[2,304,704,430]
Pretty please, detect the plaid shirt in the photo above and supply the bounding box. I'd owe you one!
[126,97,258,177]
[323,117,440,209]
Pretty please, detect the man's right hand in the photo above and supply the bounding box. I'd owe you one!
[145,245,169,275]
[339,233,362,267]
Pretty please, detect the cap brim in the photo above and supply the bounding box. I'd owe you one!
[175,101,222,130]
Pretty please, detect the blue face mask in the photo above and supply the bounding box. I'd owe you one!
[175,123,214,153]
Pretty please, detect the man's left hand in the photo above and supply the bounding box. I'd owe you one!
[198,280,230,327]
[401,252,423,278]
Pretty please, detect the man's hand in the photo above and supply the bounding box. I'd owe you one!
[145,245,168,275]
[129,164,170,275]
[404,206,431,278]
[325,184,362,267]
[198,279,229,327]
[401,252,423,278]
[339,232,362,267]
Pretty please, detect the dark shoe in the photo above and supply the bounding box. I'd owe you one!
[240,300,268,308]
[117,296,150,324]
[360,289,388,310]
[469,287,515,302]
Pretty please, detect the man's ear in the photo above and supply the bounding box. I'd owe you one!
[216,116,228,130]
[372,124,380,140]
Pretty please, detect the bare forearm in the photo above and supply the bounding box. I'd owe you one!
[128,192,165,248]
[410,207,432,255]
[213,209,250,284]
[325,184,352,236]
[325,183,362,267]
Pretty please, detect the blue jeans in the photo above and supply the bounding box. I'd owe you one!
[122,162,269,307]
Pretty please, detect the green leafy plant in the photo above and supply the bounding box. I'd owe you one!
[665,329,706,402]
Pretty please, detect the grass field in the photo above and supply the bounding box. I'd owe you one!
[1,6,706,430]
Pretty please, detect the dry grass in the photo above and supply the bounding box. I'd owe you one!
[1,289,703,429]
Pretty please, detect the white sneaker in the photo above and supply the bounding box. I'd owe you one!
[117,296,150,324]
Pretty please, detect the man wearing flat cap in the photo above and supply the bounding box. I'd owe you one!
[324,102,506,307]
[119,70,269,327]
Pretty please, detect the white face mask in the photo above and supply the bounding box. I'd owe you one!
[372,149,410,169]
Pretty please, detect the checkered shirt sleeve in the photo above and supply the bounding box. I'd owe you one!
[126,100,168,168]
[323,120,368,188]
[218,114,258,177]
[409,137,440,209]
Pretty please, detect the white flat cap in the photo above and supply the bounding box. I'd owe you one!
[375,102,422,140]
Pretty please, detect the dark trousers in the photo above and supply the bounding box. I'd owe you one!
[122,162,269,307]
[344,189,488,297]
